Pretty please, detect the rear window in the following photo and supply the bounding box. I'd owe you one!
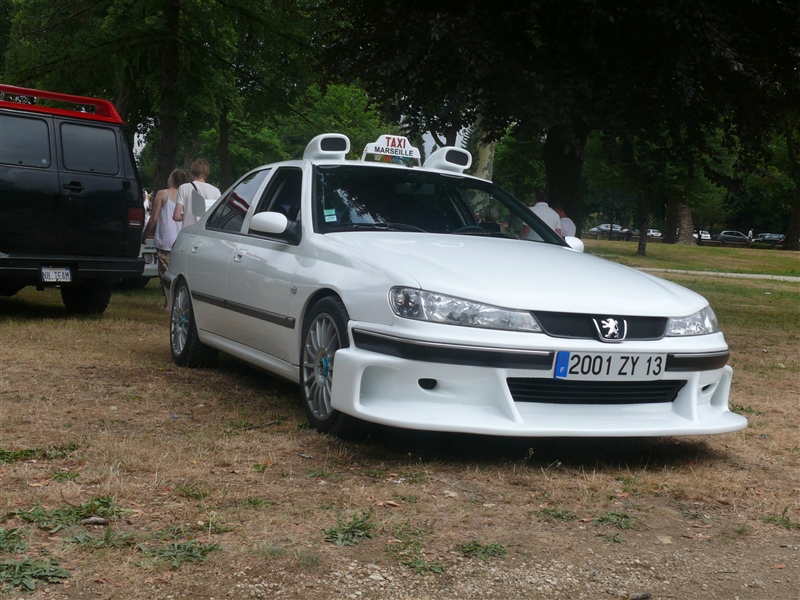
[60,122,119,175]
[0,114,51,168]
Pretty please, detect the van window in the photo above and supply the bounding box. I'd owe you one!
[60,122,119,174]
[0,114,51,168]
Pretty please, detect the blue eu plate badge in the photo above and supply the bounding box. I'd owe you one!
[554,351,570,379]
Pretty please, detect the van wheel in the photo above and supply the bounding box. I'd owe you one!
[170,280,217,368]
[61,280,112,314]
[300,296,361,437]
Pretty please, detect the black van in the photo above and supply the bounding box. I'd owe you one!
[0,85,144,313]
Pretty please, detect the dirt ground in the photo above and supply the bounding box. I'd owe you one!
[0,279,798,599]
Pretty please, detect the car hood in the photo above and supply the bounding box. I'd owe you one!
[322,233,707,316]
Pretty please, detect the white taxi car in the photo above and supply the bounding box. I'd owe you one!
[165,134,746,438]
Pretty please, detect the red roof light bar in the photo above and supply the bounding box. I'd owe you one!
[0,84,124,124]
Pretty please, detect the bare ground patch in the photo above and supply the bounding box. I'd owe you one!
[1,280,798,599]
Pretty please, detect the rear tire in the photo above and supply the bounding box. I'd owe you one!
[61,280,112,314]
[300,296,361,436]
[170,280,217,368]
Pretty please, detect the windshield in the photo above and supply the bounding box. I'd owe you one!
[313,165,564,244]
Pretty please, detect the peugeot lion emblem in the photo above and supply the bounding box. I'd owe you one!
[593,316,627,342]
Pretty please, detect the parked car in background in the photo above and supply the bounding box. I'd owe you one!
[589,223,628,234]
[647,229,662,238]
[752,233,786,244]
[699,230,711,240]
[165,132,745,438]
[716,230,748,243]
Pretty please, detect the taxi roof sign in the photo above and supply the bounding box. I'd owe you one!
[361,135,421,166]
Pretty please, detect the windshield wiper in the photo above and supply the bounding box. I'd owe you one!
[325,222,426,233]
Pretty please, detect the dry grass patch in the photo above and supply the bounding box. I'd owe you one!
[1,276,799,598]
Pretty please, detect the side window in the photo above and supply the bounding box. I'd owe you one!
[60,122,119,174]
[206,168,271,233]
[0,114,51,168]
[255,167,303,221]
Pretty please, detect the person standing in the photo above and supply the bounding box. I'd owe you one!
[520,189,562,239]
[553,204,576,238]
[173,159,221,225]
[143,169,190,308]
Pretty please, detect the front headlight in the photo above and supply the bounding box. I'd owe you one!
[389,287,542,332]
[666,306,720,336]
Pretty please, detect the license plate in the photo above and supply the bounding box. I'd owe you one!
[41,267,72,283]
[554,351,665,381]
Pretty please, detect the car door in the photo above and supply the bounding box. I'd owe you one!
[0,112,60,254]
[186,168,271,334]
[223,166,306,364]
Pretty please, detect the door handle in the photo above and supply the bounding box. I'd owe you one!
[233,249,248,262]
[62,181,84,193]
[191,243,202,253]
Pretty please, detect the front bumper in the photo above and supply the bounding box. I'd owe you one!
[330,326,746,437]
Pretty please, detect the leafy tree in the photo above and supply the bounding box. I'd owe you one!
[319,0,800,233]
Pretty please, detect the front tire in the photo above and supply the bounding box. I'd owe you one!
[300,296,358,436]
[170,280,217,368]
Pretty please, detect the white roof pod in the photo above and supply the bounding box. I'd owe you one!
[303,133,350,160]
[423,146,472,174]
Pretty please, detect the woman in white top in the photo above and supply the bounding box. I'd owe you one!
[142,169,190,308]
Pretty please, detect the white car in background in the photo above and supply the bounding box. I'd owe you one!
[164,133,746,438]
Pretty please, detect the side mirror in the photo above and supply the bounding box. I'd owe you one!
[250,211,289,235]
[564,236,584,252]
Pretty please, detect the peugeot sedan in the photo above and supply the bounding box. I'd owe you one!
[165,134,746,438]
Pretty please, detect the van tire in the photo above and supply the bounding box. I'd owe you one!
[61,280,112,314]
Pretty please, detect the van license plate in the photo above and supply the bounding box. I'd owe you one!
[41,267,72,283]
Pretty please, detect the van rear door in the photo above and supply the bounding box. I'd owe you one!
[55,118,137,257]
[0,112,60,255]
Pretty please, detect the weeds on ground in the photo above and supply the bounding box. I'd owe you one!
[50,471,79,482]
[596,533,625,543]
[731,403,765,416]
[387,521,444,574]
[12,497,121,533]
[296,549,322,571]
[323,509,376,546]
[537,508,577,522]
[0,444,77,463]
[0,528,26,554]
[592,511,644,530]
[178,483,210,500]
[139,540,220,568]
[456,540,507,561]
[256,542,286,559]
[759,507,800,530]
[0,558,70,592]
[65,528,137,549]
[236,497,274,509]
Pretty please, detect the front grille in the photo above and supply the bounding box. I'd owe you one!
[507,378,686,405]
[533,311,667,341]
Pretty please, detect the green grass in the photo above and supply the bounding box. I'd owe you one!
[0,444,77,463]
[759,507,800,530]
[584,239,800,276]
[537,508,577,522]
[139,540,220,568]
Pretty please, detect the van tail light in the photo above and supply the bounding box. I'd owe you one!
[128,207,145,227]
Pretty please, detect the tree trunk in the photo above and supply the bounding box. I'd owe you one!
[675,201,696,245]
[470,116,495,181]
[663,197,678,243]
[153,0,181,193]
[784,127,800,251]
[218,106,231,190]
[542,122,590,231]
[635,189,652,256]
